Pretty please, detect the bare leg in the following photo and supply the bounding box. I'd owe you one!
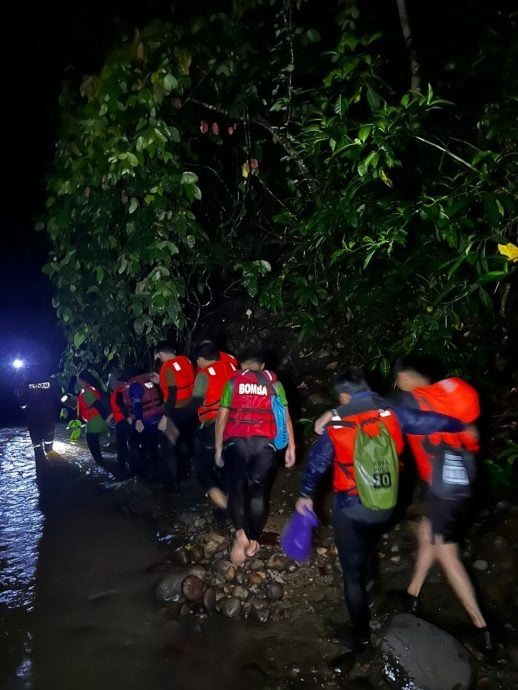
[407,518,436,597]
[163,418,179,446]
[434,539,487,628]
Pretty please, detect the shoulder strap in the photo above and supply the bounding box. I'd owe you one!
[255,371,278,397]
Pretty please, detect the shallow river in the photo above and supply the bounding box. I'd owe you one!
[0,427,174,690]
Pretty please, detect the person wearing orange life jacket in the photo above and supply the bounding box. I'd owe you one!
[191,342,237,510]
[392,356,493,652]
[108,371,133,469]
[154,341,196,487]
[193,339,238,375]
[215,345,296,565]
[77,370,110,467]
[295,368,468,653]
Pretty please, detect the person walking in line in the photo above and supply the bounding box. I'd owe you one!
[391,356,493,651]
[295,368,470,652]
[215,345,296,565]
[77,370,110,467]
[190,342,237,509]
[154,342,196,487]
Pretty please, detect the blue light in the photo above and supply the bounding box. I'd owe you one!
[12,358,25,370]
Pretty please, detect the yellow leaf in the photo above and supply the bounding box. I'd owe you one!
[241,161,250,179]
[497,243,518,262]
[379,169,393,188]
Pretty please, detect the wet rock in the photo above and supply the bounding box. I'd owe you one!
[266,582,284,601]
[155,565,206,603]
[249,605,270,624]
[171,548,191,566]
[379,614,473,690]
[233,585,250,601]
[266,555,290,570]
[473,559,489,571]
[191,544,204,563]
[250,559,265,571]
[389,555,401,565]
[182,575,205,602]
[222,597,242,619]
[203,587,217,612]
[214,560,236,582]
[235,571,248,586]
[249,572,265,586]
[206,531,226,545]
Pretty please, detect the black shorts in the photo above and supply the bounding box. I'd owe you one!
[168,406,197,435]
[426,492,469,544]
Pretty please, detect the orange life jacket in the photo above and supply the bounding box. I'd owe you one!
[197,360,237,424]
[223,370,277,441]
[109,386,126,424]
[159,355,194,405]
[77,385,101,422]
[219,351,238,368]
[406,378,480,483]
[328,408,404,494]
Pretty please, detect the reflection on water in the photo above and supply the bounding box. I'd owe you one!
[0,427,172,690]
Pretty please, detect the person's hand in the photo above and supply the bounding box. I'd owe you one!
[295,496,314,515]
[285,445,296,468]
[158,415,167,432]
[314,410,333,435]
[135,420,144,433]
[215,448,224,468]
[464,423,479,442]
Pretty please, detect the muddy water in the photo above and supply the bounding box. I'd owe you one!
[0,427,173,690]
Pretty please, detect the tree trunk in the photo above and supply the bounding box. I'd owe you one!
[396,0,421,92]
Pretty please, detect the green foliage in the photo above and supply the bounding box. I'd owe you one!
[42,0,517,382]
[485,442,518,488]
[67,419,83,443]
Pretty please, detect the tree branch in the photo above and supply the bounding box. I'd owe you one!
[396,0,421,92]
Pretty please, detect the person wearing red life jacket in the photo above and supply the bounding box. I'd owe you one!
[215,345,296,565]
[193,339,239,375]
[108,371,133,469]
[392,356,493,651]
[295,368,469,654]
[191,342,237,510]
[154,341,196,487]
[77,370,110,467]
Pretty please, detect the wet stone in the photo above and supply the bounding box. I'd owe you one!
[155,565,206,603]
[203,587,217,612]
[473,559,489,571]
[266,582,284,601]
[191,544,204,562]
[222,596,242,619]
[171,548,191,566]
[249,572,265,586]
[250,559,265,571]
[249,606,270,624]
[214,559,236,581]
[233,585,250,601]
[266,555,290,570]
[182,575,205,602]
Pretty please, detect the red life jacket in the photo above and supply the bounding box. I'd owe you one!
[122,375,164,420]
[159,355,194,404]
[328,408,404,494]
[220,351,238,368]
[223,369,277,441]
[198,360,237,424]
[77,385,101,422]
[406,378,480,483]
[109,386,126,424]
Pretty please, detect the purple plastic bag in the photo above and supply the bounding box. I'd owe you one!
[280,509,319,562]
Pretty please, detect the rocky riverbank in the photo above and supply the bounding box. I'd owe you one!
[110,458,518,690]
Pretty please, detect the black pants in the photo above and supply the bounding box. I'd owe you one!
[223,436,276,541]
[168,407,198,483]
[332,503,390,639]
[28,418,55,455]
[128,428,161,477]
[86,432,104,466]
[193,424,220,492]
[115,419,132,467]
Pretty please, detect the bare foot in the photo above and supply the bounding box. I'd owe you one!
[207,487,228,510]
[230,529,249,566]
[245,540,260,558]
